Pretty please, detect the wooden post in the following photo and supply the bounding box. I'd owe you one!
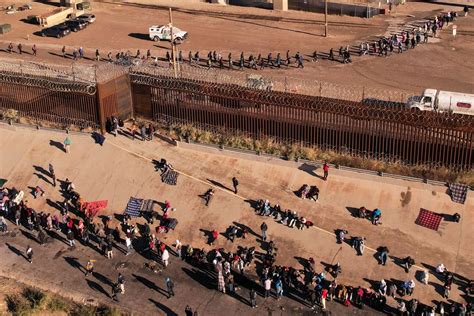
[325,0,328,37]
[169,8,178,78]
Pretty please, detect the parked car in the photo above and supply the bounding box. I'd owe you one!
[77,13,96,24]
[41,24,70,38]
[149,24,187,43]
[64,19,87,32]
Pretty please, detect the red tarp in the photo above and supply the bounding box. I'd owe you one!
[84,200,108,217]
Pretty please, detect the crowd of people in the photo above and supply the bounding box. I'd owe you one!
[1,128,473,315]
[3,10,466,73]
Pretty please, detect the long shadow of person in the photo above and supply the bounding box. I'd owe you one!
[20,230,39,244]
[6,243,26,259]
[206,178,232,192]
[33,165,52,178]
[149,298,178,316]
[49,140,65,153]
[232,221,259,238]
[86,279,111,298]
[132,274,167,296]
[63,256,84,273]
[92,271,114,287]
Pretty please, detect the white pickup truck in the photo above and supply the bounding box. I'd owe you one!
[149,25,188,43]
[407,89,474,116]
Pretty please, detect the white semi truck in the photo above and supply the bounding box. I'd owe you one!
[407,89,474,116]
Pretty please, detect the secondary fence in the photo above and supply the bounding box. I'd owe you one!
[131,63,416,105]
[130,67,474,170]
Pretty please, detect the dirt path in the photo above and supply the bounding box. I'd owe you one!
[0,124,472,314]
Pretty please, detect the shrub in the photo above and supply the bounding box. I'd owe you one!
[0,108,19,121]
[46,295,69,312]
[6,294,31,315]
[22,287,46,310]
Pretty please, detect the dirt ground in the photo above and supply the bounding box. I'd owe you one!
[0,124,472,314]
[0,0,473,92]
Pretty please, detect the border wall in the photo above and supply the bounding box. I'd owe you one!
[0,60,473,171]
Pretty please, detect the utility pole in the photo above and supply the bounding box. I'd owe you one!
[169,8,178,78]
[324,0,328,37]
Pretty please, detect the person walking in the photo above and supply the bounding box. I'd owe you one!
[48,163,56,187]
[95,49,100,61]
[18,43,22,54]
[260,222,268,242]
[85,259,94,276]
[111,283,121,301]
[166,277,175,299]
[8,42,13,54]
[322,162,329,181]
[175,239,182,259]
[232,177,239,194]
[64,137,71,153]
[249,288,258,308]
[264,277,272,298]
[378,246,389,265]
[26,245,33,263]
[67,229,75,248]
[125,236,132,255]
[118,273,125,294]
[162,248,170,267]
[62,45,66,58]
[106,242,113,259]
[32,44,37,56]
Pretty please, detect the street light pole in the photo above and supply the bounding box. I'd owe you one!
[169,8,178,78]
[324,0,328,37]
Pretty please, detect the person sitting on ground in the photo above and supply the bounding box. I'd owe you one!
[210,229,218,245]
[379,279,387,296]
[336,229,347,244]
[288,211,298,228]
[33,186,45,199]
[307,186,319,202]
[403,256,415,273]
[358,206,367,218]
[0,216,8,232]
[203,189,214,206]
[372,208,382,225]
[452,213,461,223]
[299,217,307,230]
[436,263,446,274]
[260,200,271,216]
[352,236,365,256]
[300,184,310,199]
[280,209,291,225]
[330,262,342,278]
[272,204,282,220]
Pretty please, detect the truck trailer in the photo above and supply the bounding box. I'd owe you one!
[407,89,473,116]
